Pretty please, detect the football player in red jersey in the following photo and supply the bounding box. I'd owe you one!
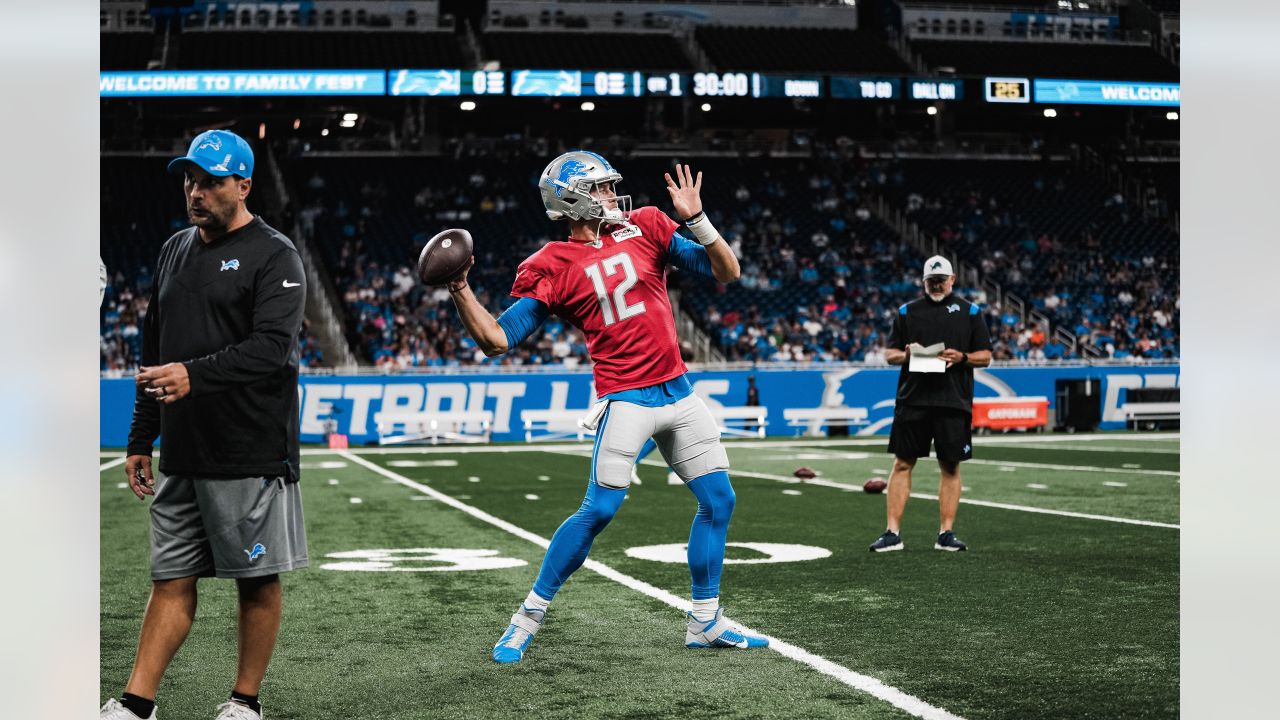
[444,151,768,663]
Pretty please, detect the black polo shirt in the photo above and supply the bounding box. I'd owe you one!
[127,216,307,480]
[887,293,992,413]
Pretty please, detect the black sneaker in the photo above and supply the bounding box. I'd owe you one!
[869,530,904,553]
[934,531,967,552]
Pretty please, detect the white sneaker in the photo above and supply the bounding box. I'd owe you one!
[630,467,643,485]
[214,701,262,719]
[667,471,683,485]
[101,699,155,719]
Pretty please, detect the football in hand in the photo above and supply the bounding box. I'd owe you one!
[863,478,888,494]
[417,228,473,286]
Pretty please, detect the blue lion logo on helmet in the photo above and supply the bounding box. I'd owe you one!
[554,159,588,198]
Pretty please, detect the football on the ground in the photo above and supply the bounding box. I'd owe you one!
[793,467,817,479]
[863,478,888,494]
[417,228,473,286]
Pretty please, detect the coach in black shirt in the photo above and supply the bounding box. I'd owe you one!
[103,130,307,720]
[869,256,992,554]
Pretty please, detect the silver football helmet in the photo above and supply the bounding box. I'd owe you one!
[538,150,632,223]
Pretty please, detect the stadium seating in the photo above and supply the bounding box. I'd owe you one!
[282,150,1038,365]
[695,27,910,73]
[101,32,155,70]
[912,40,1178,80]
[176,31,466,69]
[99,157,328,371]
[288,153,593,368]
[480,31,695,71]
[879,156,1179,359]
[101,141,1179,370]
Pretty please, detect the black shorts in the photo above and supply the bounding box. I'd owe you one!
[888,405,973,462]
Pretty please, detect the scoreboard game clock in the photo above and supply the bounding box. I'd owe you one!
[984,77,1031,104]
[691,72,752,97]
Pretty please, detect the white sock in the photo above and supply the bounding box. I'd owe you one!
[523,590,551,612]
[691,597,719,622]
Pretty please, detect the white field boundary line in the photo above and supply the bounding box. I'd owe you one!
[752,446,1178,478]
[99,457,127,472]
[337,450,966,720]
[908,493,1180,529]
[967,443,1179,455]
[545,448,1180,530]
[964,458,1176,477]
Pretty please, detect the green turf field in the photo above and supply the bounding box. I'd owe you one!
[100,433,1179,720]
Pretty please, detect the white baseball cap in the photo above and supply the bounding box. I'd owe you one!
[923,255,954,278]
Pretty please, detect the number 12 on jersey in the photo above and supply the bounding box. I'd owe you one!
[584,252,646,326]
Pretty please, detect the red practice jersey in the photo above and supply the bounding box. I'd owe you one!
[511,206,686,395]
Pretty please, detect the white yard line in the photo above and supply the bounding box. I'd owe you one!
[909,493,1179,529]
[337,450,966,720]
[974,443,1179,455]
[752,446,1178,478]
[99,457,127,472]
[546,448,1177,530]
[961,458,1177,477]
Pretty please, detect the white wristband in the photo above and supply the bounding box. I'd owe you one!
[685,213,720,246]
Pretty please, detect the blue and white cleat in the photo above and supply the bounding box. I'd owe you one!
[492,605,545,664]
[685,608,768,649]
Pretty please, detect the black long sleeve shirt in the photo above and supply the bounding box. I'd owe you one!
[888,293,993,413]
[127,216,307,480]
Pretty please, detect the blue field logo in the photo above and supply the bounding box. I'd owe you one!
[245,543,267,562]
[221,258,240,272]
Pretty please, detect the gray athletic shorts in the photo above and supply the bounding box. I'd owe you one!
[589,393,731,489]
[150,474,308,581]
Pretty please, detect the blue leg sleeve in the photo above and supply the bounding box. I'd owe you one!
[532,480,628,600]
[685,471,736,600]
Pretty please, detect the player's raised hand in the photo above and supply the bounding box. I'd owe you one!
[664,164,703,221]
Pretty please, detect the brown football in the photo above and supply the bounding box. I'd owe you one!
[863,478,888,494]
[793,467,817,479]
[417,228,473,286]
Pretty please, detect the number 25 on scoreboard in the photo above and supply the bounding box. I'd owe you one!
[584,252,646,326]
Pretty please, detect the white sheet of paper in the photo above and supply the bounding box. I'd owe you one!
[908,342,947,373]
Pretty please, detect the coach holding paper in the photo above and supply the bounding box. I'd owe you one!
[102,130,308,720]
[868,255,992,554]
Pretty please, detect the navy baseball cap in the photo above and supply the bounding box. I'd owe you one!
[167,129,254,178]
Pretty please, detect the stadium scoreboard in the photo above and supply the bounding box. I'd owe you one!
[389,69,505,96]
[829,77,901,100]
[984,77,1031,104]
[99,69,1178,107]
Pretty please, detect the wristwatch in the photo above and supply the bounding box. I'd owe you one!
[960,352,969,365]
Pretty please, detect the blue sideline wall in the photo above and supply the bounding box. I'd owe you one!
[101,364,1179,447]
